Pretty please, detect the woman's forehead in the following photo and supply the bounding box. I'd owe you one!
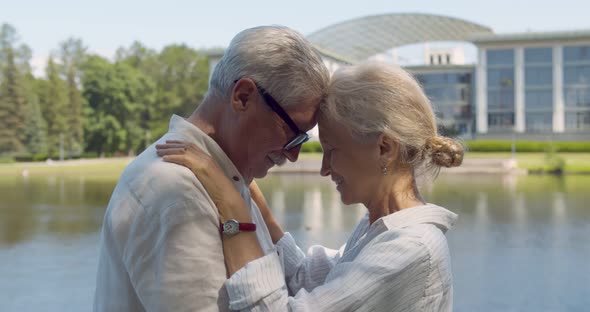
[318,117,345,143]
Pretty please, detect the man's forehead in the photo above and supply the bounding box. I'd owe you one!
[294,113,318,132]
[286,100,320,131]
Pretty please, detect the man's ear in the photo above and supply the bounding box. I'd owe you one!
[231,78,258,112]
[378,133,398,167]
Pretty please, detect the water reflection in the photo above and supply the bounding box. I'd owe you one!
[270,190,285,222]
[259,174,590,311]
[0,176,112,246]
[257,175,365,249]
[0,173,589,311]
[429,175,590,311]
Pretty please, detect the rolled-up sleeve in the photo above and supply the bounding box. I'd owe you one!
[276,233,342,294]
[225,253,288,311]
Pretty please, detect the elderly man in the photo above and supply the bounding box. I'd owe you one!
[93,26,329,311]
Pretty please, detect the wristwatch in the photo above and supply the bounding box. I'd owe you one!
[219,219,256,236]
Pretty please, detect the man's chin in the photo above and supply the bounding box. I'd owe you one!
[253,167,271,179]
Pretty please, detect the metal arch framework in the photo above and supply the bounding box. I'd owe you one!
[308,13,494,63]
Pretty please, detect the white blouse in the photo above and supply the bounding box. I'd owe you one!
[225,204,458,312]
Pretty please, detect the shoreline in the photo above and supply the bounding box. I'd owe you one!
[1,153,589,176]
[268,157,528,175]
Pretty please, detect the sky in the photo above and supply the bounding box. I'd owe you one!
[2,0,590,75]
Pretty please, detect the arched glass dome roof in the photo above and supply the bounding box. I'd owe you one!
[308,13,493,63]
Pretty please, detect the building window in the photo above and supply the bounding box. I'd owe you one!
[461,87,470,101]
[488,89,515,110]
[563,65,590,84]
[525,67,553,86]
[487,49,514,119]
[524,47,553,132]
[488,112,515,129]
[487,68,515,88]
[565,111,590,131]
[526,112,553,132]
[564,87,590,108]
[563,45,590,131]
[487,49,515,66]
[486,49,515,126]
[564,46,590,63]
[414,71,473,136]
[525,90,553,111]
[525,47,553,64]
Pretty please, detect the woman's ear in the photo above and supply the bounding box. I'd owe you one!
[231,78,257,112]
[378,133,398,167]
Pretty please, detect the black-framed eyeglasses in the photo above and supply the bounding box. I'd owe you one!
[234,79,311,151]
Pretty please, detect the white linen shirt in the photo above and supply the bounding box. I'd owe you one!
[225,204,458,312]
[93,115,275,312]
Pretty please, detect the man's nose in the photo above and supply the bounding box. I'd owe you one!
[284,145,302,162]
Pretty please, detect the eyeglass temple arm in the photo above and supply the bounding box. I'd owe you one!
[258,88,302,134]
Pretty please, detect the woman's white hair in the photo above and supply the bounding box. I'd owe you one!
[322,61,463,178]
[209,25,329,108]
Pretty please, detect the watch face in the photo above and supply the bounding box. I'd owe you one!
[223,219,239,235]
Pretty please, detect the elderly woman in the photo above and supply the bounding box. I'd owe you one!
[156,62,463,311]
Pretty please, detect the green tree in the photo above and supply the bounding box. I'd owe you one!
[116,43,209,140]
[66,65,84,155]
[115,41,156,70]
[81,55,156,155]
[0,25,35,77]
[23,73,48,155]
[58,38,86,74]
[152,45,209,136]
[0,23,18,57]
[43,56,68,156]
[17,42,48,155]
[116,41,162,142]
[59,38,87,156]
[0,48,27,153]
[0,24,28,154]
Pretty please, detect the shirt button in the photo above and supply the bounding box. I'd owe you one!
[232,176,240,182]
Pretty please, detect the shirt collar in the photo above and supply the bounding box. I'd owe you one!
[375,204,458,233]
[167,114,246,189]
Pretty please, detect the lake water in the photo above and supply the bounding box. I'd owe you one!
[0,172,589,311]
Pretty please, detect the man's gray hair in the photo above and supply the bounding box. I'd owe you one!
[209,25,329,108]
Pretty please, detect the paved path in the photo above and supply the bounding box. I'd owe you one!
[269,157,527,175]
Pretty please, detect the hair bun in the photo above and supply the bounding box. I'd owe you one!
[424,137,464,168]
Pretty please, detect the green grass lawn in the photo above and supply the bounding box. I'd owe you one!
[301,152,590,174]
[0,157,132,177]
[460,152,590,173]
[1,152,589,176]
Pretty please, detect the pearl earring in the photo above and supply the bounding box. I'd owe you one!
[382,166,388,176]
